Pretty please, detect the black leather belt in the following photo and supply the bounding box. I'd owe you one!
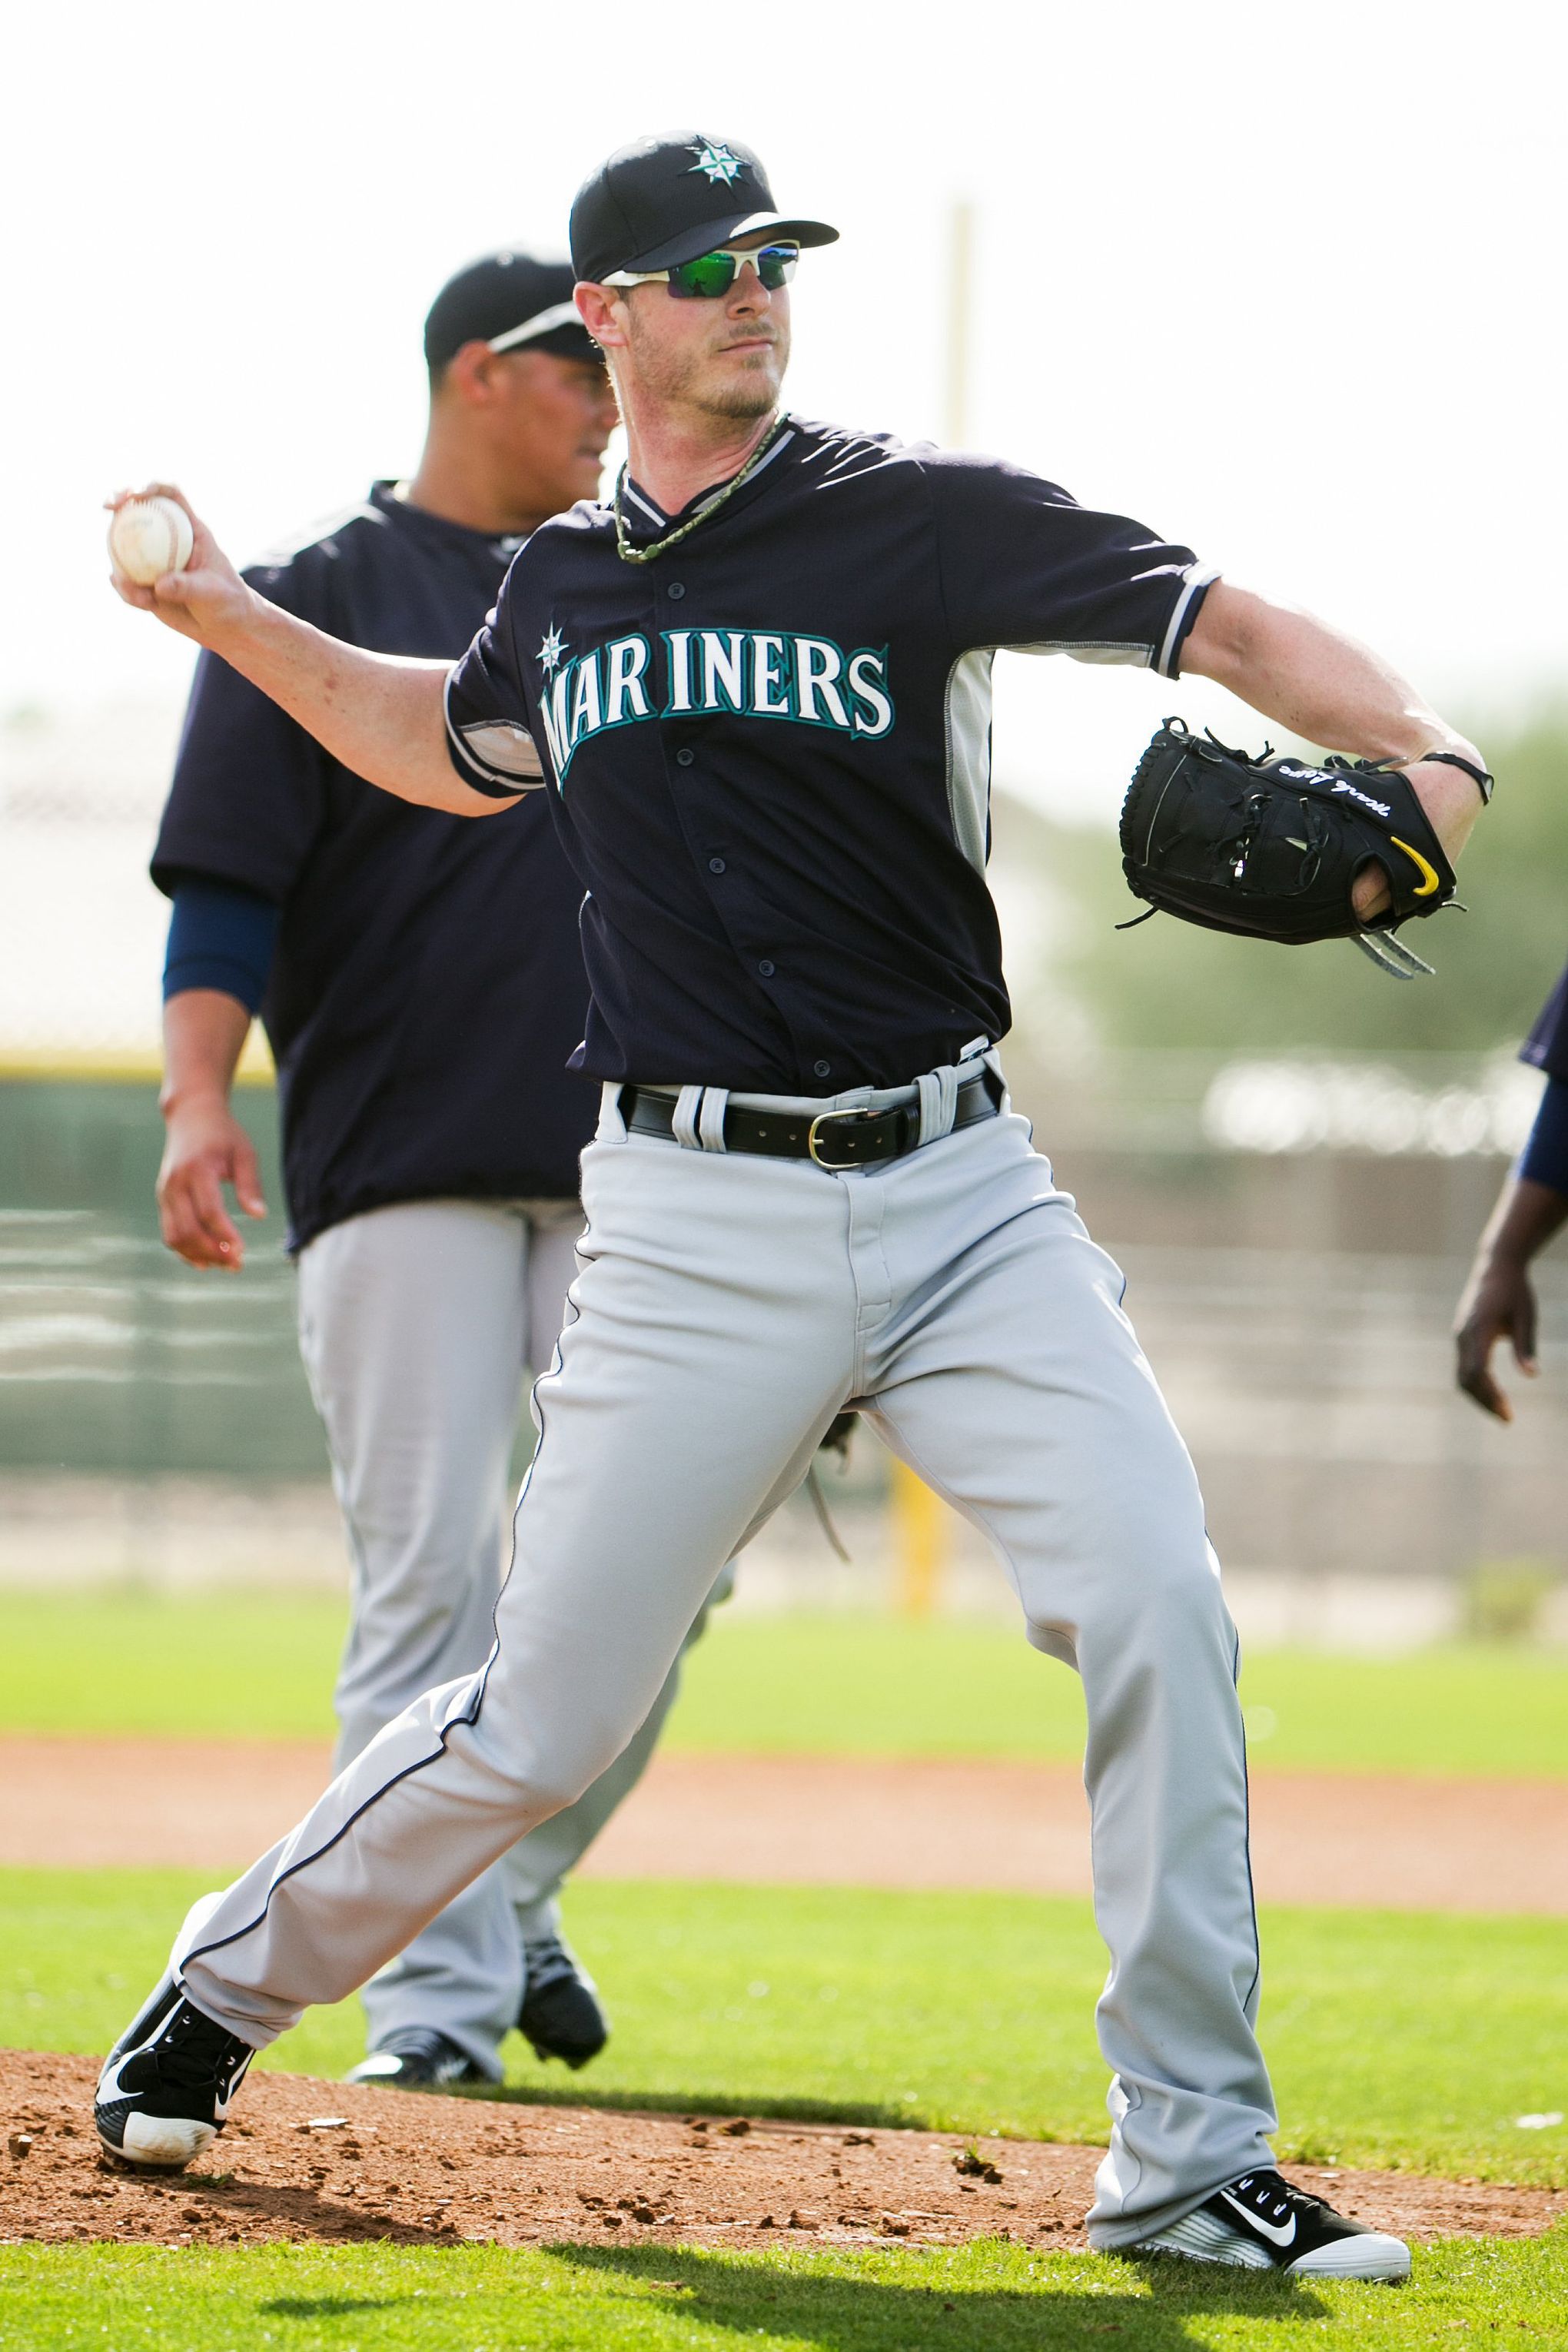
[622,1071,1001,1171]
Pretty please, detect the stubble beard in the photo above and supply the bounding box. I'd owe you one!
[624,304,789,427]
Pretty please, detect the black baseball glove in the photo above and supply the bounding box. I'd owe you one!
[1118,718,1461,976]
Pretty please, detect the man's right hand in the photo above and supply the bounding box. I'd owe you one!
[105,483,254,649]
[105,483,483,817]
[1453,1169,1568,1421]
[157,1095,267,1270]
[1453,1252,1538,1422]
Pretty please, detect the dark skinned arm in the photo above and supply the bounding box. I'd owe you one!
[1454,1174,1568,1420]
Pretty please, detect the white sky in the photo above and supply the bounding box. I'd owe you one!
[4,0,1564,823]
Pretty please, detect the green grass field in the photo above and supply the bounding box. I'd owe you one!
[8,1592,1568,1776]
[5,1868,1566,2188]
[7,2236,1567,2352]
[7,1603,1568,2346]
[5,1872,1568,2349]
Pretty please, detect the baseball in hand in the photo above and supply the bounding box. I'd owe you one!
[108,496,194,586]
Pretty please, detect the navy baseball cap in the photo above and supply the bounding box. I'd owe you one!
[424,252,599,372]
[570,132,839,282]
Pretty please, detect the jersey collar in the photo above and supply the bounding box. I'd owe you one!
[618,420,799,546]
[371,480,529,568]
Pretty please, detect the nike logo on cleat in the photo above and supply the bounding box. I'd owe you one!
[1218,2190,1297,2247]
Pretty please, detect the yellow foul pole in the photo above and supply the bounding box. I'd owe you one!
[892,1460,948,1619]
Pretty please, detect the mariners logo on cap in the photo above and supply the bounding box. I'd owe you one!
[537,626,569,676]
[687,140,745,186]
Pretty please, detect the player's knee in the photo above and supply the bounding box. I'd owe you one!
[1032,1511,1224,1650]
[517,1721,629,1817]
[1096,1541,1233,1666]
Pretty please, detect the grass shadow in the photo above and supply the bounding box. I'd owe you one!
[464,2081,926,2131]
[259,2297,410,2317]
[553,2241,1333,2348]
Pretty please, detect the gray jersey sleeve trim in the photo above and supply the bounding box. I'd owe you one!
[1154,563,1220,679]
[943,649,995,875]
[987,566,1218,679]
[442,669,545,799]
[1008,640,1156,666]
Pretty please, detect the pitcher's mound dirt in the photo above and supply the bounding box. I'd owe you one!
[3,2051,1562,2254]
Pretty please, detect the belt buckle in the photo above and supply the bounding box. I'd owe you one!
[807,1107,876,1170]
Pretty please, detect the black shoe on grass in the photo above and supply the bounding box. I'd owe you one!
[1135,2168,1410,2281]
[519,1935,609,2068]
[345,2028,485,2089]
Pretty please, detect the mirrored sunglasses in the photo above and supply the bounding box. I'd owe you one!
[606,243,799,301]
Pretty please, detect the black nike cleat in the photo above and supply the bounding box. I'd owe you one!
[345,2028,485,2089]
[95,1973,255,2171]
[1135,2168,1410,2281]
[519,1935,610,2069]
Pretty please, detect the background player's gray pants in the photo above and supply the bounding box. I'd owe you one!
[296,1198,709,2078]
[182,1069,1276,2245]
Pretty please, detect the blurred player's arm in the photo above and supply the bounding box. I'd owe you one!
[158,880,278,1271]
[1181,583,1488,914]
[1454,1078,1568,1420]
[107,487,526,818]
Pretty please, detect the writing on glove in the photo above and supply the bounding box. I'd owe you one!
[1118,719,1460,977]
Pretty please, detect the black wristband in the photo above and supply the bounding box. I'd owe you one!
[1420,750,1493,806]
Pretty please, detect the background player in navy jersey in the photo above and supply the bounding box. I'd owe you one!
[151,251,723,2092]
[1455,961,1568,1417]
[99,133,1488,2277]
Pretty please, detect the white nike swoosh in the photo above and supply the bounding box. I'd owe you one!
[1219,2190,1297,2247]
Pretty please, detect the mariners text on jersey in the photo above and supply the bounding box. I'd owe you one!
[445,418,1215,1095]
[533,628,895,779]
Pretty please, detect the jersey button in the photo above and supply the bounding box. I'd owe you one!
[666,581,686,600]
[757,959,776,978]
[708,857,726,874]
[813,1059,831,1079]
[675,748,695,768]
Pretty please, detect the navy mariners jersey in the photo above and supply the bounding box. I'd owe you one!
[152,483,598,1251]
[1523,959,1568,1084]
[444,417,1214,1093]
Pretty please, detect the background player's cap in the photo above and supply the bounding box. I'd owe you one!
[423,252,600,372]
[570,132,839,281]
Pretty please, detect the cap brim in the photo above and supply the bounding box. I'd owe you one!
[487,299,597,356]
[621,211,839,274]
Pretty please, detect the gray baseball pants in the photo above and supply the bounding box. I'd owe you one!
[296,1196,713,2079]
[180,1061,1277,2247]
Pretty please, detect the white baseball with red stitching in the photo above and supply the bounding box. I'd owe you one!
[108,497,194,586]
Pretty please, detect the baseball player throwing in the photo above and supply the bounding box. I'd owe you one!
[152,251,732,2089]
[96,131,1487,2279]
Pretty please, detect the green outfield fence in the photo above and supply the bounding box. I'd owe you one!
[0,1078,324,1477]
[3,1066,1564,1600]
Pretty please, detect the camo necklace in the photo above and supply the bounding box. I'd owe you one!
[613,413,791,566]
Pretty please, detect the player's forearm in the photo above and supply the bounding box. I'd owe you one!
[1475,1174,1568,1274]
[1183,582,1487,862]
[160,990,252,1118]
[1184,584,1462,761]
[204,594,479,814]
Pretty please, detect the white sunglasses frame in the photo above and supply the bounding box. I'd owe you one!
[600,241,800,294]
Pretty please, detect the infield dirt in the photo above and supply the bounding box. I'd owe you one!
[5,1739,1566,1912]
[4,2051,1564,2254]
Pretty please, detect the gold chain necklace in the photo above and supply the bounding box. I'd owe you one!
[613,414,790,566]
